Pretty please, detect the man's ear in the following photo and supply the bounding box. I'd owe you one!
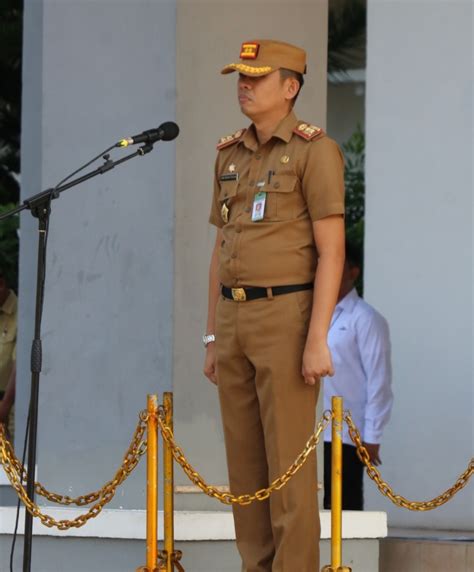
[285,78,300,101]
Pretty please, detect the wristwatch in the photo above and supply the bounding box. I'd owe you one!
[202,334,216,347]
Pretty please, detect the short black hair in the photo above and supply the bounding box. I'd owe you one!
[345,240,363,270]
[279,68,304,104]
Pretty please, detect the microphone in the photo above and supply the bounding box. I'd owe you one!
[117,121,179,147]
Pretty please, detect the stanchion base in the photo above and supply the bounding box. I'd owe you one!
[321,566,352,572]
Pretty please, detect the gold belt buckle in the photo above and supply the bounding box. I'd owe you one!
[231,288,247,302]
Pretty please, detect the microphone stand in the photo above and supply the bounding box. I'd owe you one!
[0,141,155,572]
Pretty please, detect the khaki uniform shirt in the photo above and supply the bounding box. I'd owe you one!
[209,111,345,288]
[0,290,17,392]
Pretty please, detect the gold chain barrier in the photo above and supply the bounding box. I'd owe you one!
[0,412,147,529]
[157,404,331,506]
[138,393,474,572]
[344,410,474,511]
[2,392,473,571]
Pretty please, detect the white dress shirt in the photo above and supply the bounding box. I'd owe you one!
[324,288,393,445]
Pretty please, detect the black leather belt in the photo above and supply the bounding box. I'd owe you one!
[221,283,313,302]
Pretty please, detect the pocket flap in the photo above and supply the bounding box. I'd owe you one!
[219,180,239,201]
[267,173,297,193]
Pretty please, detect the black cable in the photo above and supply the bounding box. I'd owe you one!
[52,143,116,190]
[10,409,31,572]
[8,190,53,572]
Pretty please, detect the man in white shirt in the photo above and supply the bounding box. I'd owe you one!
[323,242,393,510]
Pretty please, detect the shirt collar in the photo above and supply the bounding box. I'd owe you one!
[336,287,359,314]
[1,290,17,315]
[240,110,299,151]
[272,110,299,143]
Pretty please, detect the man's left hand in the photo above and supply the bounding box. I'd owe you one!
[302,340,334,385]
[362,442,381,466]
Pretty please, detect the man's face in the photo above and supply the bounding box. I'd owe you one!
[237,71,294,120]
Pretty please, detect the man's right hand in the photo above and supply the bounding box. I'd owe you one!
[203,344,218,385]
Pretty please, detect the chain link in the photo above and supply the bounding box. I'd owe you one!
[0,412,148,529]
[157,406,331,506]
[3,400,471,530]
[344,411,474,511]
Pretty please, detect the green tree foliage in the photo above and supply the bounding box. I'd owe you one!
[343,124,365,248]
[0,0,22,291]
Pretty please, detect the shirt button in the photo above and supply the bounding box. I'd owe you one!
[235,225,242,233]
[245,206,251,213]
[249,180,255,187]
[231,253,237,259]
[255,154,262,160]
[273,182,281,189]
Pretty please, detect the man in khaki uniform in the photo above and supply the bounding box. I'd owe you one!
[203,40,345,571]
[0,272,17,435]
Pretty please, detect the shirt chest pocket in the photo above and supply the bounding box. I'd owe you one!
[218,180,240,223]
[219,180,239,203]
[0,320,16,359]
[264,173,302,221]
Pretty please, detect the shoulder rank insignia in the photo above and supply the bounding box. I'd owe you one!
[293,122,325,142]
[216,128,246,150]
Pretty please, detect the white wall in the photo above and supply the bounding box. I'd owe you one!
[364,0,473,529]
[19,0,176,509]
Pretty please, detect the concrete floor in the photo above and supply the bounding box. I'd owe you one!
[0,536,380,572]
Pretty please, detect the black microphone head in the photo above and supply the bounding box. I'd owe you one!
[158,121,180,141]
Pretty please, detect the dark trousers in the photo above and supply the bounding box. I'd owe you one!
[323,441,364,510]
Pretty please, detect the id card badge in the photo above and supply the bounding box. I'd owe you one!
[251,186,267,222]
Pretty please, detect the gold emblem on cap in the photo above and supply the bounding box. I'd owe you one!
[221,202,229,223]
[228,163,236,172]
[280,155,290,164]
[240,42,259,60]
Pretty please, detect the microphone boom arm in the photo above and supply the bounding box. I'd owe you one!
[0,142,155,222]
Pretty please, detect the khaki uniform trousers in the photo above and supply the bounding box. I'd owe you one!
[216,289,320,572]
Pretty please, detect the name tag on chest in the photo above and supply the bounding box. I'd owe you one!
[219,173,239,182]
[251,191,267,222]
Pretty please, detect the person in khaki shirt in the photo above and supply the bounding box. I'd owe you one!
[203,40,345,572]
[0,272,17,436]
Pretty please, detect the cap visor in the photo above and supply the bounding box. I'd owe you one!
[221,63,274,77]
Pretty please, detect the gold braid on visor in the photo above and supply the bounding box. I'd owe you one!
[224,63,273,74]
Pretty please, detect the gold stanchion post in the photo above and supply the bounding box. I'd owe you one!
[163,392,177,572]
[321,396,351,572]
[137,394,159,572]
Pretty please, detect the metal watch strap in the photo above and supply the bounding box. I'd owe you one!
[202,334,216,347]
